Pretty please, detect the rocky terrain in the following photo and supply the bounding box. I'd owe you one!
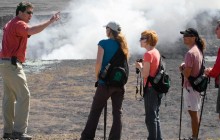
[0,1,220,139]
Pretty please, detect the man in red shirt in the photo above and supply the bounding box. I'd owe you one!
[0,1,60,139]
[205,20,220,120]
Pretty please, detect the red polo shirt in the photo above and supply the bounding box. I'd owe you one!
[0,16,29,63]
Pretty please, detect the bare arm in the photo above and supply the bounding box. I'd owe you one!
[28,12,60,35]
[95,46,104,80]
[182,67,192,78]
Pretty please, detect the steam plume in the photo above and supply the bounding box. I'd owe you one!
[27,0,220,60]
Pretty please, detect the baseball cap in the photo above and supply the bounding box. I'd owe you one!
[104,21,121,33]
[180,28,199,37]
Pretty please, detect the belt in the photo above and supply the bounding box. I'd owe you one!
[1,58,22,64]
[1,58,11,60]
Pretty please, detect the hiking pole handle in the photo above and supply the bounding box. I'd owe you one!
[95,81,99,87]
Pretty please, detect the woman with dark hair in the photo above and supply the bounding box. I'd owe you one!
[179,28,206,140]
[205,20,220,120]
[80,21,129,140]
[135,30,163,140]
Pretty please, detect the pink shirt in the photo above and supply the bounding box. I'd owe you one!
[1,16,29,63]
[143,48,160,86]
[184,45,203,88]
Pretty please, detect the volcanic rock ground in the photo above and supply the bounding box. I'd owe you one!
[0,0,220,140]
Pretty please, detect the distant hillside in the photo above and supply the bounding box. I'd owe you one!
[157,10,220,58]
[1,10,220,59]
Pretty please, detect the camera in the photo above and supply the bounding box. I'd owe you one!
[136,59,143,63]
[136,59,143,74]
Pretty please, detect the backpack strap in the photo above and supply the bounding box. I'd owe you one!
[99,47,123,77]
[109,47,125,65]
[146,54,162,87]
[189,54,204,79]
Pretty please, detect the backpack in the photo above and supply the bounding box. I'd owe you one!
[188,59,209,92]
[99,48,129,87]
[147,56,171,94]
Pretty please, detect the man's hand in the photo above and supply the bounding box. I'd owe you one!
[50,11,60,23]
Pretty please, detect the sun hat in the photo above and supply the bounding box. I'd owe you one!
[104,21,121,33]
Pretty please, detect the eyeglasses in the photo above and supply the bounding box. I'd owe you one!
[25,11,33,15]
[140,37,147,41]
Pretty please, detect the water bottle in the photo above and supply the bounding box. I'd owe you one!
[194,75,205,85]
[100,63,111,79]
[153,70,163,84]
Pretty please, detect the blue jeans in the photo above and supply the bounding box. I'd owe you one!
[144,87,163,140]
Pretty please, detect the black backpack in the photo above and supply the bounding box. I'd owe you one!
[147,56,171,94]
[99,48,129,87]
[188,59,209,92]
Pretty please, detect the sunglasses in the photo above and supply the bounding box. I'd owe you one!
[140,37,147,41]
[216,24,220,30]
[183,34,195,37]
[25,11,33,15]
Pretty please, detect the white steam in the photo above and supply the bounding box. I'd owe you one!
[27,0,220,60]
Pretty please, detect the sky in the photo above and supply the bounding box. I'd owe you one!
[27,0,220,60]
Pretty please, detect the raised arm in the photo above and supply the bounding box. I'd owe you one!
[28,11,60,35]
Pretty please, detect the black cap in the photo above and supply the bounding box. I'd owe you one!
[180,28,199,37]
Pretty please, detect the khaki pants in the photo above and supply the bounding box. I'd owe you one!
[0,60,30,134]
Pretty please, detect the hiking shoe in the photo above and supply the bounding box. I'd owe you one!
[3,133,13,139]
[184,137,199,140]
[13,132,32,140]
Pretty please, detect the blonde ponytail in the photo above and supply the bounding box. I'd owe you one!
[111,30,129,60]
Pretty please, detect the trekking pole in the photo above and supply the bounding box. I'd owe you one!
[135,72,139,100]
[139,72,143,98]
[135,71,143,100]
[104,102,107,140]
[179,73,184,140]
[196,77,210,139]
[196,90,206,139]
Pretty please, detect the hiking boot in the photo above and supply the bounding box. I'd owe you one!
[13,132,32,140]
[3,133,13,139]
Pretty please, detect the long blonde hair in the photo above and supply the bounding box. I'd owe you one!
[111,30,129,60]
